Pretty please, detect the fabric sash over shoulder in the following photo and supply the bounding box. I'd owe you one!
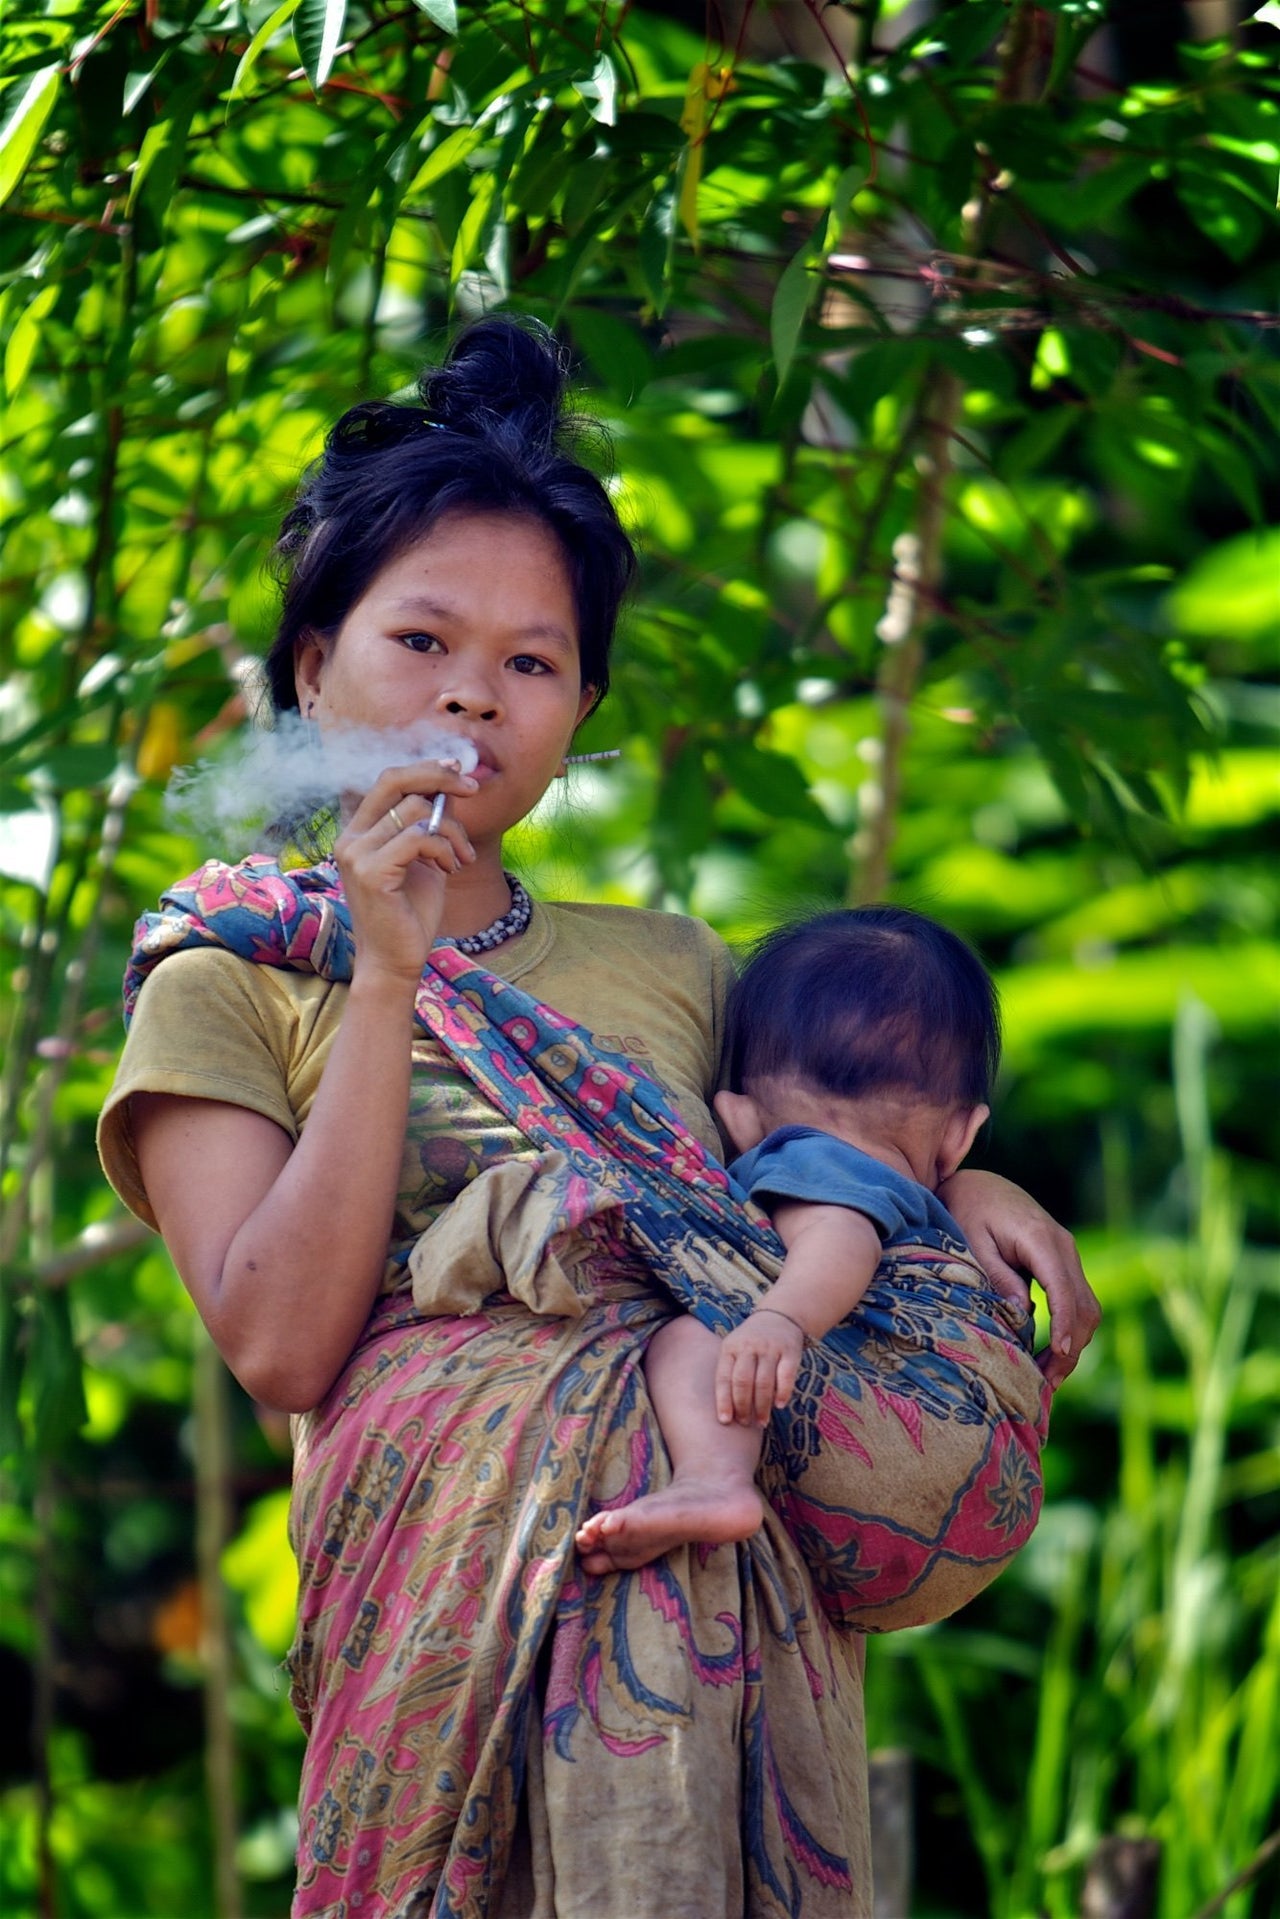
[126,857,1050,1919]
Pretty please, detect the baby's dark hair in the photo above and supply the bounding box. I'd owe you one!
[262,316,636,715]
[725,906,1000,1109]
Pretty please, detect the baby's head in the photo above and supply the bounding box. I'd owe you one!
[718,906,1000,1186]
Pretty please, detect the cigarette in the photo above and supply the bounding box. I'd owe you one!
[427,792,447,834]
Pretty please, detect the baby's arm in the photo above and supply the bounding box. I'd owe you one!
[716,1202,882,1426]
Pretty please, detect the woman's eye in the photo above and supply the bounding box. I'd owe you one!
[510,654,551,676]
[399,632,443,654]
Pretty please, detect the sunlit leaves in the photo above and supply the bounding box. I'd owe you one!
[230,0,301,104]
[0,63,60,205]
[412,0,458,30]
[3,282,56,397]
[294,0,347,94]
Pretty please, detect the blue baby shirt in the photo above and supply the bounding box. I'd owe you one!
[727,1124,967,1247]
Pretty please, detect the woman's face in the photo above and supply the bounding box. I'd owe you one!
[294,511,593,850]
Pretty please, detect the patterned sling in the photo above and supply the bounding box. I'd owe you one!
[126,854,1048,1631]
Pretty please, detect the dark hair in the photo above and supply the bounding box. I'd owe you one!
[725,906,1001,1109]
[262,317,636,714]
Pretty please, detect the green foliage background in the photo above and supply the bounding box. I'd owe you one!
[1,1,1278,1914]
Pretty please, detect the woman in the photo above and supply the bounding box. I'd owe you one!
[99,319,1099,1918]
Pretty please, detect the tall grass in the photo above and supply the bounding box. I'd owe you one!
[869,997,1280,1918]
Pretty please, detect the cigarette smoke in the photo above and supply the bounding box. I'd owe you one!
[166,714,479,851]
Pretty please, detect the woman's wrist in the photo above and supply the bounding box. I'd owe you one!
[346,961,425,1010]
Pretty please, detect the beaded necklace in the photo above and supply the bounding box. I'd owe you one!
[433,873,532,956]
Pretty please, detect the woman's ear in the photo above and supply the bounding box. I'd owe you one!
[294,630,328,716]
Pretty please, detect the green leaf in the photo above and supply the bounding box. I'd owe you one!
[130,72,202,222]
[230,0,301,102]
[770,239,819,392]
[1200,433,1265,526]
[638,184,677,315]
[1249,2,1280,26]
[0,64,61,207]
[653,739,713,882]
[294,0,348,94]
[574,52,617,128]
[450,169,497,284]
[4,281,56,398]
[33,745,120,791]
[568,305,653,404]
[408,120,487,195]
[1167,530,1280,645]
[716,740,827,826]
[1176,169,1265,261]
[412,0,458,28]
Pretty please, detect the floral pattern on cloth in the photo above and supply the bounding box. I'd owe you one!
[125,855,1051,1919]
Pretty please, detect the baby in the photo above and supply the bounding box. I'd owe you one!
[576,904,1000,1573]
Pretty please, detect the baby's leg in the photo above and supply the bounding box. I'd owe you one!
[575,1316,764,1573]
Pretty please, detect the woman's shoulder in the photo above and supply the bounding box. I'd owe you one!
[530,902,737,1073]
[541,900,733,967]
[129,943,338,1023]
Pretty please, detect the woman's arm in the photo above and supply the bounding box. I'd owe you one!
[131,758,478,1412]
[938,1169,1101,1390]
[133,968,419,1411]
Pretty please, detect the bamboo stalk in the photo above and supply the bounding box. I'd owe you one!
[851,369,961,904]
[194,1331,244,1919]
[32,1462,58,1919]
[31,1218,153,1290]
[31,1153,59,1919]
[868,1747,912,1919]
[850,0,1044,903]
[1081,1835,1161,1919]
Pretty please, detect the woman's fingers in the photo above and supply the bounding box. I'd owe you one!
[964,1225,1033,1313]
[341,793,475,875]
[941,1169,1101,1392]
[995,1217,1098,1387]
[1027,1225,1100,1389]
[344,760,480,837]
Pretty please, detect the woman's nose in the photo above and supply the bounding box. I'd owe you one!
[435,672,500,723]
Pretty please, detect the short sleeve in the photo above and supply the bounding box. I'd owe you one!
[731,1131,932,1242]
[705,925,739,1100]
[97,947,300,1228]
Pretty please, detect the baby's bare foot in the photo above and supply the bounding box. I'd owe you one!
[575,1473,763,1574]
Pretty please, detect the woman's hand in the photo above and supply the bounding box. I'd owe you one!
[938,1169,1100,1391]
[334,759,478,987]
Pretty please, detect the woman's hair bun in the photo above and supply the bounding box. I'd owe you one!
[327,400,428,456]
[417,317,569,452]
[265,311,634,726]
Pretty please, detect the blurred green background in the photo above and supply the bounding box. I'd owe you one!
[1,2,1277,1914]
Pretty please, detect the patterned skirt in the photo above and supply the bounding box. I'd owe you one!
[286,1169,1048,1919]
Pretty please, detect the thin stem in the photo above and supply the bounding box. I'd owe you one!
[852,370,961,903]
[32,1460,58,1919]
[194,1332,243,1919]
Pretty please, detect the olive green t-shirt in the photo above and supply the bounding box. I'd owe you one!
[98,899,737,1290]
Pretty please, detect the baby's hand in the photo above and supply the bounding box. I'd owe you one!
[715,1309,807,1427]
